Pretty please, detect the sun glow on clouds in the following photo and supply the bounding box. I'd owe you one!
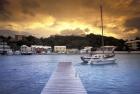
[17,16,94,36]
[23,16,56,30]
[1,14,122,38]
[55,21,91,31]
[0,0,140,39]
[27,19,107,37]
[0,11,134,39]
[7,17,117,38]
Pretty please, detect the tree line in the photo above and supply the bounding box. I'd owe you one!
[0,34,126,51]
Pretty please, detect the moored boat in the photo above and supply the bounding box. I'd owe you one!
[80,0,117,65]
[81,46,117,64]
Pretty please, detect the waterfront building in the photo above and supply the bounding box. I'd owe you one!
[14,50,21,55]
[126,40,140,50]
[67,48,79,54]
[0,42,12,55]
[31,45,52,54]
[20,45,33,55]
[54,46,67,53]
[15,35,24,41]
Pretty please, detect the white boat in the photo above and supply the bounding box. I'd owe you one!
[81,46,117,64]
[90,58,116,65]
[89,47,116,64]
[80,0,117,65]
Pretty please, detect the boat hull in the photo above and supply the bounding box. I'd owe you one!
[21,53,32,55]
[80,57,89,63]
[90,58,116,65]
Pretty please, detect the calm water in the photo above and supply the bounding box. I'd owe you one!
[0,54,140,94]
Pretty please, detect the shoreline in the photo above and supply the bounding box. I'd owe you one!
[0,51,140,56]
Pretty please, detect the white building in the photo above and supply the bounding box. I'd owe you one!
[126,40,140,50]
[54,46,67,53]
[67,48,79,54]
[20,45,33,55]
[0,42,12,55]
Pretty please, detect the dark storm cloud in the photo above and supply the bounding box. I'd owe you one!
[0,29,17,37]
[0,0,140,21]
[39,0,87,19]
[0,0,140,38]
[124,17,140,37]
[20,0,40,16]
[130,0,140,6]
[0,29,30,37]
[125,17,140,30]
[0,0,11,21]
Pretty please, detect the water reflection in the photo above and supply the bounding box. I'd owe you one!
[75,54,140,94]
[0,54,140,94]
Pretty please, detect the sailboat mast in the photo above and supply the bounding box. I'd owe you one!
[100,0,104,53]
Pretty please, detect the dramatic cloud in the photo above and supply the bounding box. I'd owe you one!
[125,17,140,30]
[0,29,17,37]
[123,17,140,38]
[0,0,11,21]
[0,29,30,37]
[60,28,89,36]
[0,0,140,39]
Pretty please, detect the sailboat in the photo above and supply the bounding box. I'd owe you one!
[89,46,117,64]
[81,0,117,64]
[81,46,117,64]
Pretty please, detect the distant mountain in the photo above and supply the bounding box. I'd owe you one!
[0,29,30,37]
[0,29,17,37]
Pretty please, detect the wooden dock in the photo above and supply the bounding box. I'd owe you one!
[41,62,87,94]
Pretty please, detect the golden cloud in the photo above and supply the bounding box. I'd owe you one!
[0,0,140,39]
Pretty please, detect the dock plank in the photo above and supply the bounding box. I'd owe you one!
[41,62,87,94]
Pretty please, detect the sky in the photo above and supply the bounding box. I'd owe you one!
[0,0,140,39]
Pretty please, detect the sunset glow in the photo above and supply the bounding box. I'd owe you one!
[0,0,140,39]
